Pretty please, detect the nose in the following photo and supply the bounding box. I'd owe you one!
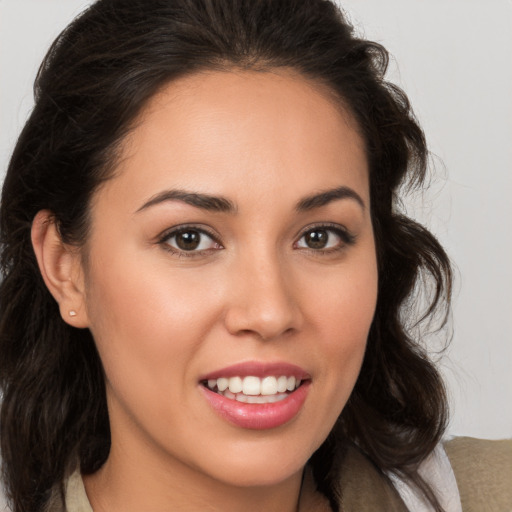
[223,254,303,341]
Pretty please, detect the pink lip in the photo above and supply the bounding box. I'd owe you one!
[199,361,310,380]
[200,381,310,430]
[199,361,311,430]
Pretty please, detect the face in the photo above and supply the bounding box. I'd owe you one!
[80,70,378,489]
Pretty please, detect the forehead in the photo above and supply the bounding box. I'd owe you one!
[97,69,369,213]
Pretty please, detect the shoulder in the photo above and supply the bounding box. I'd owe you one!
[444,436,512,512]
[337,437,511,512]
[40,437,512,512]
[338,445,409,511]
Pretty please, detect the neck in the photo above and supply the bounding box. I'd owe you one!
[83,445,305,512]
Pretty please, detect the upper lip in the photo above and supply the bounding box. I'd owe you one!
[199,361,310,381]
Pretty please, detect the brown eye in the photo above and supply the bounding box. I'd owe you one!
[303,229,329,249]
[296,226,353,252]
[175,230,201,250]
[164,228,220,253]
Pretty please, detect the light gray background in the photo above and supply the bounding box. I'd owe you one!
[0,8,510,505]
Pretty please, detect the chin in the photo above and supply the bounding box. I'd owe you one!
[192,437,315,488]
[214,463,303,488]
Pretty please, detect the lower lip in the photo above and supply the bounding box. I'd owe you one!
[201,382,310,430]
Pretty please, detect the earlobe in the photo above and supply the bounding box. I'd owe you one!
[31,210,89,328]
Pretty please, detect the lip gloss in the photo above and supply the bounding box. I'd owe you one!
[200,381,310,430]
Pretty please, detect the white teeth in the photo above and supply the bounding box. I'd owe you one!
[228,376,243,394]
[242,376,261,396]
[244,393,288,404]
[277,376,288,393]
[261,376,278,395]
[251,392,287,403]
[206,374,304,400]
[224,389,236,400]
[217,378,229,392]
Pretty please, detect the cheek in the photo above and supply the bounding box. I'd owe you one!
[82,255,213,392]
[293,262,377,454]
[86,244,211,332]
[305,252,378,401]
[310,257,378,346]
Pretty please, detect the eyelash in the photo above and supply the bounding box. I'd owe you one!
[295,223,356,255]
[157,223,356,258]
[158,225,222,258]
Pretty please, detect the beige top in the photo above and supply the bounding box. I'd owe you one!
[48,437,512,512]
[59,467,333,512]
[63,472,92,512]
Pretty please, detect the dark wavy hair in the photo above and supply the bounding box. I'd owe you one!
[0,1,452,511]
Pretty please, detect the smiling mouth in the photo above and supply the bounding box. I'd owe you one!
[202,375,304,404]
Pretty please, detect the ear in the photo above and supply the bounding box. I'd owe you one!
[31,210,89,328]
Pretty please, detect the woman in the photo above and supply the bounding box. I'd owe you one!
[1,1,509,511]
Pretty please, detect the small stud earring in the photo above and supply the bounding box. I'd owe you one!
[69,310,77,317]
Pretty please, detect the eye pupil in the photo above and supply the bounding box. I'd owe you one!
[305,230,328,249]
[176,231,201,250]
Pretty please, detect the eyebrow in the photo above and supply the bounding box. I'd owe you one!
[136,189,236,214]
[296,186,365,212]
[136,185,364,215]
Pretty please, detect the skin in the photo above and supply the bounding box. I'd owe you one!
[33,70,378,511]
